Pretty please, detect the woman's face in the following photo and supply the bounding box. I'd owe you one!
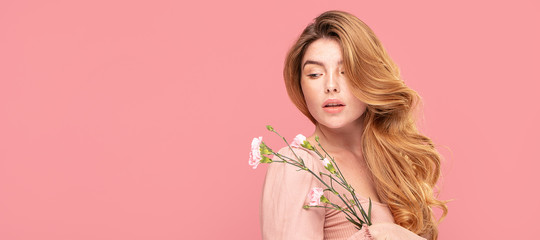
[300,38,367,129]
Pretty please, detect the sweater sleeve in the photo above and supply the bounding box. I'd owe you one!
[260,146,325,240]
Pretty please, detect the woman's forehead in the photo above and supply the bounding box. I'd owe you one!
[302,39,343,66]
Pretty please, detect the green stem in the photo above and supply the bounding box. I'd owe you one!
[345,214,364,230]
[271,130,305,166]
[314,137,372,225]
[274,157,362,223]
[272,152,301,165]
[311,145,364,218]
[267,129,371,226]
[319,172,350,192]
[320,172,371,225]
[324,201,365,226]
[349,189,371,225]
[342,192,370,225]
[314,139,348,184]
[304,204,355,216]
[297,163,365,225]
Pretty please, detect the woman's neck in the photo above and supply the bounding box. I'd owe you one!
[311,119,364,156]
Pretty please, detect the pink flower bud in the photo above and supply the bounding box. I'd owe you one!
[308,187,324,206]
[291,134,307,148]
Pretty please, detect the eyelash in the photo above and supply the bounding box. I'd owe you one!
[307,72,345,79]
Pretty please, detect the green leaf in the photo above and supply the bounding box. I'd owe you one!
[360,208,368,223]
[345,215,364,229]
[320,195,330,204]
[368,198,372,225]
[301,141,314,150]
[266,125,274,131]
[260,148,271,155]
[325,163,336,174]
[259,142,272,155]
[260,156,273,163]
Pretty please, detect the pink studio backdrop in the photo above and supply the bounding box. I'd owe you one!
[1,0,538,239]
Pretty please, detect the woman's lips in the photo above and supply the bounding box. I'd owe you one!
[323,105,345,113]
[322,99,345,113]
[322,99,345,107]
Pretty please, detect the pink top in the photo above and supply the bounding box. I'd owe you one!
[260,146,396,240]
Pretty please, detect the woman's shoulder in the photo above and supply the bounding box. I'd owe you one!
[264,145,326,193]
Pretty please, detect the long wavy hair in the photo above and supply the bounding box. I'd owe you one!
[283,10,448,239]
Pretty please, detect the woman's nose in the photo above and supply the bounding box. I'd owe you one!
[325,74,340,93]
[325,87,339,93]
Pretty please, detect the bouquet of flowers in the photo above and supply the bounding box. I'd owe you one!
[250,125,373,230]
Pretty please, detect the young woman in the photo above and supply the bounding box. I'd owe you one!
[260,10,448,240]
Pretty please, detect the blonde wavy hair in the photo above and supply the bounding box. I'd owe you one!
[283,10,448,239]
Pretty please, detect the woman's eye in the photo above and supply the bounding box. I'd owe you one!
[307,73,321,78]
[340,71,345,74]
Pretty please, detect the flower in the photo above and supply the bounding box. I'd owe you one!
[308,187,324,206]
[291,133,314,150]
[291,134,307,148]
[249,136,263,169]
[322,157,336,174]
[322,158,331,167]
[252,126,372,229]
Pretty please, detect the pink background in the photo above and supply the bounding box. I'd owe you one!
[1,0,538,239]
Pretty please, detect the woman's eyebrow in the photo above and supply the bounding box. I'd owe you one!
[302,60,343,70]
[303,60,324,70]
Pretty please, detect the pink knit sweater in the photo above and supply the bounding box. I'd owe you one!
[260,146,396,240]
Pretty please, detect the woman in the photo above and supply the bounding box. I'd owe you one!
[260,10,448,240]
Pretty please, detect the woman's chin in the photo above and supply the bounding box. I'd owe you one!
[318,121,348,130]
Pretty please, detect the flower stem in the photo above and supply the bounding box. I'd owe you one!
[319,172,349,192]
[297,162,366,225]
[271,130,305,166]
[264,128,372,227]
[314,137,372,225]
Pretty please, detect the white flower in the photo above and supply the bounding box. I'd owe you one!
[291,134,307,148]
[249,137,263,169]
[322,157,336,174]
[322,158,331,167]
